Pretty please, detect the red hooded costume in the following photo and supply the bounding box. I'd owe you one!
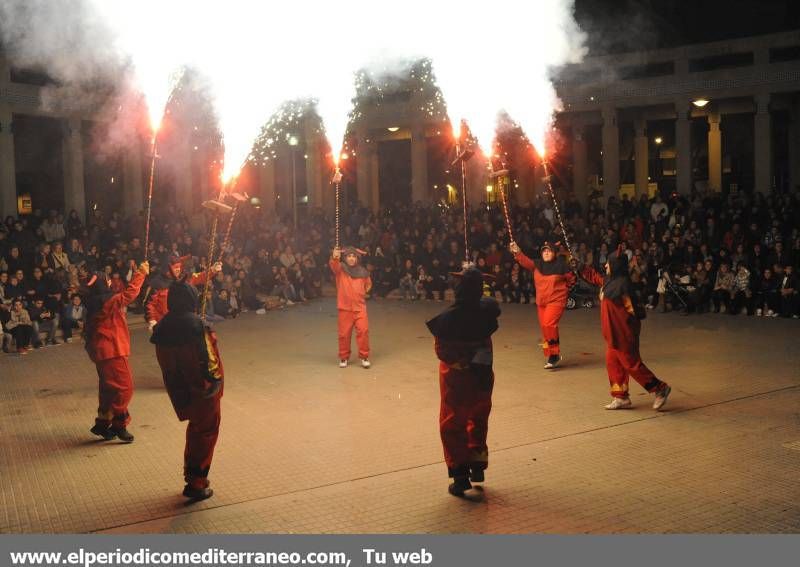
[84,267,146,437]
[515,244,575,362]
[330,247,372,362]
[145,254,211,326]
[427,267,501,496]
[581,251,669,402]
[151,281,224,498]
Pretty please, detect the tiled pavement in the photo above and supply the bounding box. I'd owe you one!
[1,299,798,534]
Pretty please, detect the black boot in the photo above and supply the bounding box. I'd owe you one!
[89,424,115,441]
[109,427,134,443]
[469,466,485,483]
[448,475,472,496]
[183,485,214,500]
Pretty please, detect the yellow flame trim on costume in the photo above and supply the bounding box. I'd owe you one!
[204,329,223,381]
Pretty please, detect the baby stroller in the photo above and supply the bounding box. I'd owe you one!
[566,278,597,309]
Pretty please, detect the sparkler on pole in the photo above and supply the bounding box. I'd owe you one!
[199,196,233,321]
[451,120,475,269]
[331,159,343,250]
[541,158,575,260]
[489,162,514,244]
[142,133,159,262]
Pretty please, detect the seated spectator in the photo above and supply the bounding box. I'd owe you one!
[29,297,59,347]
[730,262,753,315]
[50,241,70,271]
[6,298,34,354]
[60,294,86,342]
[754,267,779,317]
[778,264,798,319]
[712,262,735,313]
[398,259,418,300]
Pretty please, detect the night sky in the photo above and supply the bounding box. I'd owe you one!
[574,0,800,54]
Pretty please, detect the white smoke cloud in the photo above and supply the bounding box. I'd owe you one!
[0,0,585,180]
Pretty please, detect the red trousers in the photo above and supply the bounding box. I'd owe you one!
[439,364,493,476]
[95,357,133,429]
[606,347,664,398]
[537,302,565,357]
[182,395,222,489]
[338,309,369,360]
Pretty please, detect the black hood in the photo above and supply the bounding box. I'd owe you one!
[454,267,484,306]
[167,281,198,314]
[151,281,203,346]
[427,268,500,341]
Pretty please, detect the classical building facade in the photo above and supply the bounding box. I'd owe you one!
[3,30,800,221]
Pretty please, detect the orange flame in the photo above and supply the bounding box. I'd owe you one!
[452,121,462,141]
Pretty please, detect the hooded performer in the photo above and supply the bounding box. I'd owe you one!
[426,267,501,496]
[84,261,149,442]
[151,280,223,500]
[510,241,575,369]
[330,246,372,368]
[580,249,672,410]
[145,252,221,331]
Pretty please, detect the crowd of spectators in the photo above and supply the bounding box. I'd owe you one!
[2,186,799,354]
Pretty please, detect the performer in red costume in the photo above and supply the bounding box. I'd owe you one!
[151,280,223,501]
[510,241,575,369]
[84,261,149,443]
[427,267,501,496]
[579,249,672,410]
[330,246,372,369]
[145,253,221,331]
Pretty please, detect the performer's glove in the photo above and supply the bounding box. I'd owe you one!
[332,247,341,260]
[211,262,223,273]
[509,242,520,254]
[202,377,222,399]
[139,261,150,275]
[147,320,156,333]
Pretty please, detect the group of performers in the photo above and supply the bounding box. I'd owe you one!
[78,233,671,500]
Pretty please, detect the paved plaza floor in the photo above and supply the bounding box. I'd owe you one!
[1,298,799,534]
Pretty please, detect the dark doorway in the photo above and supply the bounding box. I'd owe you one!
[13,114,65,214]
[378,139,411,206]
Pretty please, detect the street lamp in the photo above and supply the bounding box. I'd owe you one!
[288,135,299,228]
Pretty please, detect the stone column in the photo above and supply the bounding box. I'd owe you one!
[634,118,649,197]
[62,117,86,220]
[411,122,428,204]
[789,97,800,193]
[707,111,722,192]
[466,155,488,207]
[369,144,380,213]
[0,105,16,218]
[675,101,692,195]
[753,94,772,193]
[572,121,588,203]
[258,159,276,214]
[601,106,620,201]
[123,138,144,218]
[304,119,325,211]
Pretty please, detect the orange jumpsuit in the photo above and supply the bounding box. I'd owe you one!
[85,271,146,429]
[515,251,575,357]
[330,258,372,360]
